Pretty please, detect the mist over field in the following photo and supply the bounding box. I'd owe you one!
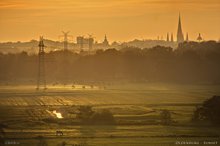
[0,41,220,85]
[1,0,220,145]
[0,40,220,146]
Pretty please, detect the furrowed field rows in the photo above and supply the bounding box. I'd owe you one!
[0,90,218,106]
[0,84,220,146]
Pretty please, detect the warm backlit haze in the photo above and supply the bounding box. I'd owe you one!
[0,0,220,42]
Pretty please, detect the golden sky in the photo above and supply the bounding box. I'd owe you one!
[0,0,220,42]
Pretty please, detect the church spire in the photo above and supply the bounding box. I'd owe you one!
[166,33,170,42]
[186,33,189,42]
[177,13,184,43]
[103,34,109,46]
[197,33,203,42]
[171,33,174,42]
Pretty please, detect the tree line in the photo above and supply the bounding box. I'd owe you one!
[0,41,220,84]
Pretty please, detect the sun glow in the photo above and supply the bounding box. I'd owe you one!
[0,0,219,41]
[53,110,63,119]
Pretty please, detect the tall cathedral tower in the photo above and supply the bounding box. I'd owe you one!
[177,14,184,43]
[103,34,109,46]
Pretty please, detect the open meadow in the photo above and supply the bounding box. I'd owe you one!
[0,83,220,146]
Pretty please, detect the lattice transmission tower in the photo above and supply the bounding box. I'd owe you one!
[59,31,73,51]
[36,36,47,90]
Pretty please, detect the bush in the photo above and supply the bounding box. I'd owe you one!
[91,109,115,125]
[76,106,94,124]
[160,110,172,125]
[76,106,115,125]
[192,95,220,125]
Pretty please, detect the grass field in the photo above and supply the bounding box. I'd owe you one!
[0,83,220,146]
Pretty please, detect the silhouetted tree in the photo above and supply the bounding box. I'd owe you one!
[76,106,94,124]
[90,109,115,125]
[76,106,115,125]
[192,95,220,125]
[0,41,220,83]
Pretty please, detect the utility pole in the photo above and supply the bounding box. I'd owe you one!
[36,36,47,90]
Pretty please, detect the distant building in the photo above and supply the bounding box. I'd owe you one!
[197,33,203,42]
[76,36,94,50]
[76,35,111,51]
[103,35,109,46]
[76,36,84,49]
[88,37,94,50]
[166,33,170,42]
[177,14,184,43]
[171,33,174,42]
[186,33,189,42]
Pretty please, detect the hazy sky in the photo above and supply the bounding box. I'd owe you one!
[0,0,220,42]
